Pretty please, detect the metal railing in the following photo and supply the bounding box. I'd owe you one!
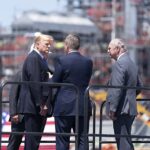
[84,84,150,150]
[99,99,150,150]
[1,82,150,150]
[0,81,81,150]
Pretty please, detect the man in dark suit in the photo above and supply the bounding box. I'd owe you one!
[52,34,93,150]
[106,38,142,150]
[7,70,25,150]
[17,34,53,150]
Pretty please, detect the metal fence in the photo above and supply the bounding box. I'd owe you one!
[0,82,150,150]
[0,81,81,150]
[84,84,150,150]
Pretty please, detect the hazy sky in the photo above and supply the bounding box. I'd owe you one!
[0,0,67,27]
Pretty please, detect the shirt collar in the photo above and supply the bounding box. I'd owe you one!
[68,49,79,54]
[33,48,44,59]
[117,52,126,60]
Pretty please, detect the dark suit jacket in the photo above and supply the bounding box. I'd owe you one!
[106,53,142,117]
[18,50,53,115]
[52,52,93,116]
[9,70,24,122]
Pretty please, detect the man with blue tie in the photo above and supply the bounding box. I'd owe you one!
[17,33,53,150]
[106,38,142,150]
[52,34,93,150]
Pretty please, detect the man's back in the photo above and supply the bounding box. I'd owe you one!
[53,34,93,150]
[52,52,93,116]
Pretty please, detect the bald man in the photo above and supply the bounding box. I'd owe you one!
[106,38,142,150]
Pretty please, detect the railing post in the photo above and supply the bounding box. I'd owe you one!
[74,85,79,150]
[99,101,105,150]
[84,86,90,150]
[91,101,96,150]
[0,83,2,150]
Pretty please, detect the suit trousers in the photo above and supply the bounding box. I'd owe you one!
[55,116,90,150]
[7,119,25,150]
[113,114,135,150]
[24,114,46,150]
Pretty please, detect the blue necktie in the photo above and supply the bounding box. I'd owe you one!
[43,58,48,66]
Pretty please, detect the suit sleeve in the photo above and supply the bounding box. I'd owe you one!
[9,71,22,116]
[51,58,63,82]
[26,56,42,106]
[88,59,93,81]
[106,62,125,112]
[136,75,143,95]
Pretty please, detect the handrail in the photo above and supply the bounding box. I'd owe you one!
[91,100,96,150]
[84,84,150,150]
[1,82,150,150]
[0,81,80,150]
[99,99,150,150]
[0,83,2,150]
[83,86,90,149]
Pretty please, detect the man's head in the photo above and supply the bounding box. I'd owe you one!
[64,34,80,53]
[34,34,54,58]
[107,38,126,60]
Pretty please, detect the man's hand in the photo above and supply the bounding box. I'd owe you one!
[47,72,53,78]
[11,115,19,124]
[40,104,48,116]
[109,111,117,120]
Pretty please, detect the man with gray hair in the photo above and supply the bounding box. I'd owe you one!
[52,34,93,150]
[106,38,142,150]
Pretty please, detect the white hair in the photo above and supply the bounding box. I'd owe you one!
[28,43,34,54]
[110,38,126,52]
[28,32,42,54]
[34,32,42,37]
